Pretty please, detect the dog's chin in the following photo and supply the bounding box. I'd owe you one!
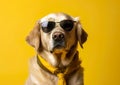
[50,45,65,54]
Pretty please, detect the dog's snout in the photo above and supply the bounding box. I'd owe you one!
[52,32,65,41]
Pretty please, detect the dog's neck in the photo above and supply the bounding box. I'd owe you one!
[37,51,81,85]
[37,51,81,71]
[38,44,78,68]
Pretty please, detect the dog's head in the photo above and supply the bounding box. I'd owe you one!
[26,13,87,55]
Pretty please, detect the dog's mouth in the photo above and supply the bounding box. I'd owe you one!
[50,41,65,53]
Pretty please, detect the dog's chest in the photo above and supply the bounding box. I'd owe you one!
[28,56,83,85]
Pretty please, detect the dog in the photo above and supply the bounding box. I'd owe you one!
[25,13,88,85]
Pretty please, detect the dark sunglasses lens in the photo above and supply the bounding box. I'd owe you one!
[41,21,55,33]
[60,20,74,31]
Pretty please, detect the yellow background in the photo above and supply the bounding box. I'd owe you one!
[0,0,120,85]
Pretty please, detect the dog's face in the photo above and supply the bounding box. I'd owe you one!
[40,13,79,54]
[26,13,87,55]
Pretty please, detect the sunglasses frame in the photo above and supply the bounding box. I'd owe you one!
[40,20,76,33]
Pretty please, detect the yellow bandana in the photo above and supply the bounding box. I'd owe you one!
[37,55,70,85]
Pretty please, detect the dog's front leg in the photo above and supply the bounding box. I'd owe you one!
[68,69,84,85]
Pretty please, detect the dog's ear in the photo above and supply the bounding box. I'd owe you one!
[26,21,41,51]
[75,17,88,48]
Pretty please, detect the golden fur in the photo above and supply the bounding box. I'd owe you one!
[25,13,88,85]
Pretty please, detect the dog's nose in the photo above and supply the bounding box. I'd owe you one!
[52,32,65,41]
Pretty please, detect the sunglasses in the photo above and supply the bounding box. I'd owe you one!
[41,20,75,33]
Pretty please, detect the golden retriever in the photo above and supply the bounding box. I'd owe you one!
[25,13,88,85]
